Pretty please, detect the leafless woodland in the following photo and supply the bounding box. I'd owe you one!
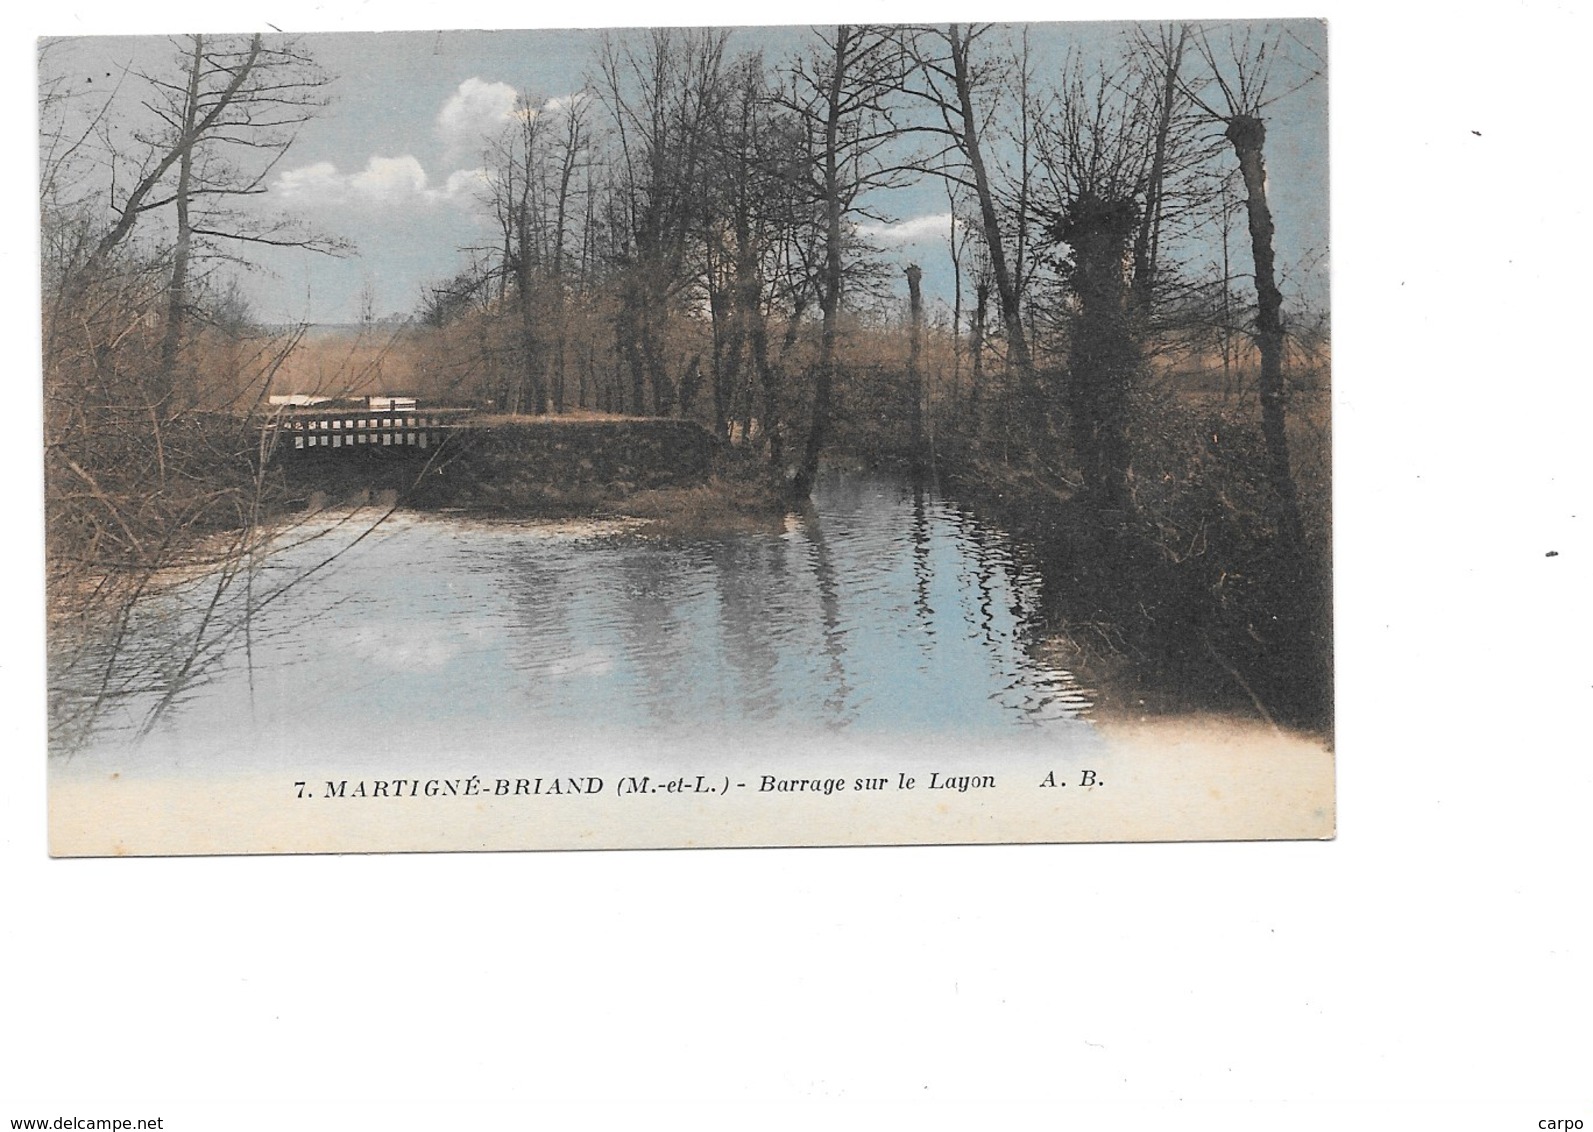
[40,23,1331,737]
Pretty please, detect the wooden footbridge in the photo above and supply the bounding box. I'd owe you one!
[265,405,475,456]
[260,400,721,506]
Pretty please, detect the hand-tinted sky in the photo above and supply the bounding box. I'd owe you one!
[45,22,1327,326]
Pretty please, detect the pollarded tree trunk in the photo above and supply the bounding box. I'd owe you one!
[905,263,925,471]
[1225,114,1304,549]
[1061,195,1139,511]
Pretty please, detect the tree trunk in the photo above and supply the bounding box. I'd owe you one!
[1131,26,1186,321]
[792,28,849,500]
[515,236,546,415]
[757,299,804,471]
[948,213,963,415]
[905,263,925,472]
[947,25,1032,379]
[158,36,205,410]
[677,354,702,416]
[81,35,265,282]
[1062,196,1139,510]
[970,279,988,439]
[619,310,646,415]
[708,283,733,437]
[1226,114,1304,549]
[643,298,672,416]
[748,298,779,465]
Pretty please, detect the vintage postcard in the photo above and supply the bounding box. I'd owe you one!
[40,21,1331,855]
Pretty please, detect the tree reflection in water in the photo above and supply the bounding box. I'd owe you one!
[50,469,1096,759]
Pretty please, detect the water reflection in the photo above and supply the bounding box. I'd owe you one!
[51,468,1097,755]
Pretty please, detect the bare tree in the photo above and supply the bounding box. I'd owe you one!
[1128,23,1191,320]
[80,35,342,406]
[693,52,811,454]
[547,93,594,412]
[784,24,911,498]
[598,28,731,416]
[485,91,553,414]
[1183,22,1324,549]
[39,36,362,747]
[900,24,1034,378]
[1039,52,1156,502]
[1020,32,1217,504]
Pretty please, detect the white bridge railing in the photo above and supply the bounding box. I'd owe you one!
[268,412,468,453]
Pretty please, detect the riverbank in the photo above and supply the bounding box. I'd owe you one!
[830,389,1333,738]
[936,457,1329,735]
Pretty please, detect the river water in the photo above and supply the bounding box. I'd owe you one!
[51,467,1104,773]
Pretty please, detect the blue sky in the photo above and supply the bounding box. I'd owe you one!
[45,22,1327,326]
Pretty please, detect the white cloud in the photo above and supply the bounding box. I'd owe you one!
[857,212,958,245]
[442,167,489,198]
[274,162,344,200]
[270,82,580,218]
[436,77,518,157]
[349,154,430,202]
[273,155,483,211]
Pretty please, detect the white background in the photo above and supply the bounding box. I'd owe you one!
[4,2,1589,1129]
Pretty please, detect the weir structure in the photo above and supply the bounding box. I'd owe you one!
[259,403,724,512]
[265,406,475,455]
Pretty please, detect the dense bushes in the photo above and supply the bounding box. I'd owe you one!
[931,380,1331,732]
